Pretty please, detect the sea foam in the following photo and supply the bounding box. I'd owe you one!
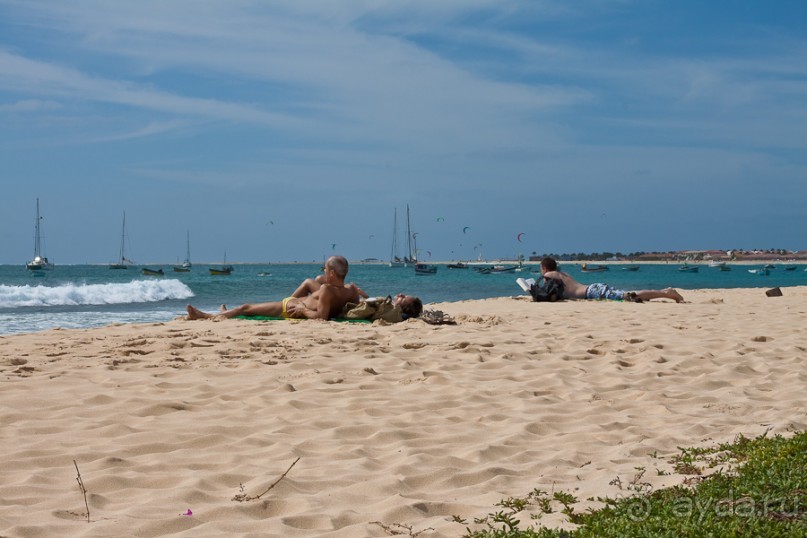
[0,280,194,308]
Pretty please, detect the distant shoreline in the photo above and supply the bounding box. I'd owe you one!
[6,259,806,267]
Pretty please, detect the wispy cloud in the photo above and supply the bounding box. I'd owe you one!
[0,50,307,126]
[0,98,61,112]
[1,0,806,260]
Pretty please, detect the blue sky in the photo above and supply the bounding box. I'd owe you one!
[1,1,805,264]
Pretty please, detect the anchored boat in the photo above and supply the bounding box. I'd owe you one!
[26,198,54,271]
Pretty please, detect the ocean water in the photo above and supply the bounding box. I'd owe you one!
[1,262,804,335]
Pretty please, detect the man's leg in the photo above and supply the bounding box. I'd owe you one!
[221,301,285,318]
[187,301,285,320]
[633,288,684,303]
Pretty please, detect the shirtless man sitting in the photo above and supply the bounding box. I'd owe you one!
[539,257,684,303]
[186,255,365,320]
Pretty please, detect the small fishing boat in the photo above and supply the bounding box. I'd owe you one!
[210,252,233,275]
[490,265,517,273]
[414,263,437,275]
[621,265,640,271]
[678,265,699,273]
[257,271,271,277]
[748,268,769,276]
[474,266,492,275]
[209,267,233,275]
[142,268,164,276]
[447,262,468,269]
[783,265,797,271]
[581,263,609,273]
[709,261,731,271]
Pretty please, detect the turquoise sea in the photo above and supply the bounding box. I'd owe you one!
[1,262,805,335]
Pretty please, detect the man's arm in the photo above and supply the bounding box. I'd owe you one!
[291,277,323,298]
[347,282,369,301]
[289,285,338,320]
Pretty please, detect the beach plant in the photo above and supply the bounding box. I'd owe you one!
[462,430,806,537]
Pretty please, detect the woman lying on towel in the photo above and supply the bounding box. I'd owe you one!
[341,293,423,322]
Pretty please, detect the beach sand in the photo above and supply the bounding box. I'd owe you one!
[2,287,805,537]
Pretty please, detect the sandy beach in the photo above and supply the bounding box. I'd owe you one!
[2,287,805,537]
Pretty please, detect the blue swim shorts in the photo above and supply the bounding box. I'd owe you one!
[585,283,625,301]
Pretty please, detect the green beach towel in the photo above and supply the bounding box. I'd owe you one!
[235,315,371,323]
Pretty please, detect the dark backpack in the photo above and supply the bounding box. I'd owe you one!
[530,277,565,302]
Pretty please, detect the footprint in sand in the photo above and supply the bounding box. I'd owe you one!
[323,378,344,384]
[121,349,152,356]
[122,338,150,347]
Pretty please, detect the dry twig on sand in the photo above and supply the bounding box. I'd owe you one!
[232,457,301,502]
[73,460,90,523]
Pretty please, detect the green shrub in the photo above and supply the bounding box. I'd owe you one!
[463,431,806,538]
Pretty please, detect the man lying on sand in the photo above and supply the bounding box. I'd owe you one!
[540,257,685,303]
[187,255,365,320]
[186,255,424,321]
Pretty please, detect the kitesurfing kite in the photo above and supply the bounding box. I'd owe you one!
[463,226,471,234]
[517,232,526,243]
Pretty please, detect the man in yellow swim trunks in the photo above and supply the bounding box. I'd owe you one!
[186,256,365,321]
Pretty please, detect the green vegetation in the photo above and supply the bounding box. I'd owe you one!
[461,430,806,538]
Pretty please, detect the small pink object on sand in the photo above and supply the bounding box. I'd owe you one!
[182,509,192,516]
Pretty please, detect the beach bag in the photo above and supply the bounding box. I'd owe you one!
[530,278,564,302]
[341,296,404,323]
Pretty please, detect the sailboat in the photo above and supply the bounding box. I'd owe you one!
[26,198,54,271]
[173,231,192,272]
[389,208,405,267]
[109,211,133,269]
[405,205,415,266]
[209,252,233,275]
[407,206,437,275]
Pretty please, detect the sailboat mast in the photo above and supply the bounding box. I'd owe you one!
[33,198,42,258]
[119,212,126,263]
[390,208,398,263]
[406,205,413,262]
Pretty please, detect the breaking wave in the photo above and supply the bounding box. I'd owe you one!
[0,280,194,308]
